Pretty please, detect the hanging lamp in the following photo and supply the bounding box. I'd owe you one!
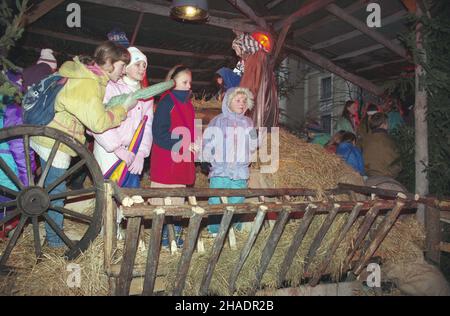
[170,0,209,22]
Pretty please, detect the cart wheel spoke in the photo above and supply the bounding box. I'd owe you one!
[51,206,93,223]
[23,135,35,186]
[0,157,24,191]
[32,216,42,259]
[37,140,61,188]
[0,209,20,226]
[0,215,28,266]
[0,185,18,198]
[43,213,75,249]
[45,159,86,194]
[49,187,96,201]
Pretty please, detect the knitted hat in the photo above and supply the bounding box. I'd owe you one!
[37,48,57,71]
[107,29,130,48]
[126,47,147,70]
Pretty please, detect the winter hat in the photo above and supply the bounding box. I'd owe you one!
[107,29,130,48]
[126,47,147,70]
[37,48,57,71]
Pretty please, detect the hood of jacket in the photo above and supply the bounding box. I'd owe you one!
[216,67,241,91]
[221,87,254,120]
[59,57,109,87]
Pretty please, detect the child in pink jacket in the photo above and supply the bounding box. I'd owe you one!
[92,47,153,187]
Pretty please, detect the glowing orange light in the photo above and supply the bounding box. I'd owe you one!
[251,32,272,53]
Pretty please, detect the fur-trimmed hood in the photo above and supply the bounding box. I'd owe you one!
[222,87,254,118]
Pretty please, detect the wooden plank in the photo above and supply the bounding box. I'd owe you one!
[27,27,232,61]
[353,201,405,275]
[333,43,386,61]
[274,0,335,31]
[311,11,407,50]
[251,208,291,295]
[425,207,441,265]
[199,206,235,296]
[172,207,205,296]
[142,208,165,296]
[285,44,385,96]
[25,0,65,25]
[303,204,340,273]
[342,204,381,271]
[120,187,322,199]
[226,0,269,29]
[440,242,450,254]
[326,3,409,60]
[229,205,268,294]
[122,200,412,218]
[277,204,317,287]
[80,0,257,33]
[356,59,406,73]
[293,0,368,37]
[115,217,142,296]
[103,182,116,274]
[309,203,363,286]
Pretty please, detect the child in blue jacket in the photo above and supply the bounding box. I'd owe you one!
[336,132,365,176]
[203,87,257,235]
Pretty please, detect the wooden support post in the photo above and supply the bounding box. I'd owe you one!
[229,205,268,295]
[342,204,381,271]
[199,206,235,296]
[303,204,340,273]
[103,182,117,295]
[220,197,237,250]
[172,207,205,296]
[130,12,144,46]
[142,208,165,296]
[353,201,405,275]
[309,203,363,287]
[116,216,142,296]
[426,207,442,264]
[414,6,431,233]
[277,204,317,287]
[251,208,291,295]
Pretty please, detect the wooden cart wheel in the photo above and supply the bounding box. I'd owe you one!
[0,125,105,266]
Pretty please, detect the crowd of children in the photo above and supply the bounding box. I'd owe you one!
[0,40,260,248]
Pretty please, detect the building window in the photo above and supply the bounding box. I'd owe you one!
[320,76,332,100]
[321,114,332,134]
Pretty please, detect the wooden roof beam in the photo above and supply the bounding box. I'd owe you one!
[80,0,257,33]
[274,0,335,32]
[293,0,369,38]
[285,44,384,96]
[325,3,409,60]
[25,0,65,25]
[27,28,232,61]
[226,0,269,30]
[266,0,287,10]
[332,39,400,61]
[311,10,406,50]
[356,59,406,73]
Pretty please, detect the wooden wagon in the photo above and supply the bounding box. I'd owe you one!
[0,126,449,295]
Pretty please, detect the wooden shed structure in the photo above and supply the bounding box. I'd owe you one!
[17,0,415,96]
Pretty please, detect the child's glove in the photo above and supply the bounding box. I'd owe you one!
[128,152,145,175]
[121,95,138,112]
[114,147,135,166]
